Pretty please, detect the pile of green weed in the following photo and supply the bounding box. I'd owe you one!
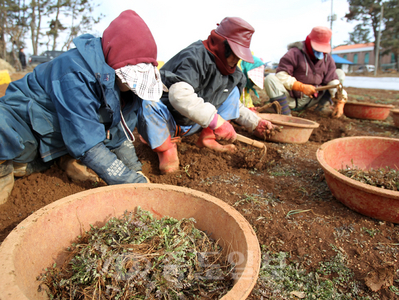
[254,245,377,299]
[38,208,234,299]
[338,165,399,191]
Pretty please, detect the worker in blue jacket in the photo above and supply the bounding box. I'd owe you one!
[0,10,163,204]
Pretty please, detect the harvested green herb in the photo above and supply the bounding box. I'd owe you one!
[338,165,399,191]
[38,208,234,299]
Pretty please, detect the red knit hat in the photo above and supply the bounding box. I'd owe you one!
[102,10,158,69]
[307,26,332,53]
[215,17,255,63]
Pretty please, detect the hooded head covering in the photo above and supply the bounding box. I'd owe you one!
[102,10,158,69]
[102,10,163,101]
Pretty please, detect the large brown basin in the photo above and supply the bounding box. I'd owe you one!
[344,102,394,120]
[0,184,261,300]
[259,113,319,144]
[316,137,399,223]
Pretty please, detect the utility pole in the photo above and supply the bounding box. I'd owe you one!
[330,0,333,47]
[326,0,336,51]
[374,2,384,76]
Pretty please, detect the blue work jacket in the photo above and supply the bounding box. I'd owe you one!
[0,34,129,162]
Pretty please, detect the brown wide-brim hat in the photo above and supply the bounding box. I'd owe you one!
[308,26,332,53]
[215,17,255,63]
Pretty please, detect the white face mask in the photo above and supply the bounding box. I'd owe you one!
[115,63,163,101]
[313,50,324,60]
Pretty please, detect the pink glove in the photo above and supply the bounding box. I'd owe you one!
[214,121,237,143]
[254,119,275,139]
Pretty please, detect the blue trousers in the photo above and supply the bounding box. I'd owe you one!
[0,101,138,163]
[0,104,39,162]
[137,87,241,149]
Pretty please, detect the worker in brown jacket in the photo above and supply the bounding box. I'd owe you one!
[264,26,347,117]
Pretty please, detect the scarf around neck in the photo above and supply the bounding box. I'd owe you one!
[202,30,236,75]
[305,36,318,62]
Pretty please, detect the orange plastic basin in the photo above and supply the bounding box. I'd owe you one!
[259,113,319,144]
[0,184,261,300]
[391,109,399,128]
[317,137,399,223]
[344,102,394,120]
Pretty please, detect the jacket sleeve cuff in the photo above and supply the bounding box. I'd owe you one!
[235,102,261,132]
[275,71,297,90]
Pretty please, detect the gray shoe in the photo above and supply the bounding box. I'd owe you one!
[13,162,28,177]
[315,103,333,116]
[0,161,14,204]
[13,159,53,177]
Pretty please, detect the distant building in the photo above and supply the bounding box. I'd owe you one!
[331,54,353,73]
[332,43,396,73]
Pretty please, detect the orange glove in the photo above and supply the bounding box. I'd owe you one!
[332,100,345,118]
[292,81,317,98]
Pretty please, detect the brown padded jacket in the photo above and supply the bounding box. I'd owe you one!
[276,41,338,100]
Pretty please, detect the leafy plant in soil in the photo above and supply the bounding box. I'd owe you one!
[254,246,376,300]
[38,208,234,299]
[338,165,399,191]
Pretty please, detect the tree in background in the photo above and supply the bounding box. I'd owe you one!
[345,23,371,44]
[61,0,103,51]
[0,0,103,64]
[29,0,50,55]
[35,0,102,53]
[381,0,399,70]
[345,0,383,56]
[46,0,69,51]
[0,1,15,59]
[10,0,28,71]
[0,0,30,70]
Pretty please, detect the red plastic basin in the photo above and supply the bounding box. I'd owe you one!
[0,184,260,300]
[259,113,319,144]
[317,137,399,223]
[344,102,394,120]
[391,109,399,128]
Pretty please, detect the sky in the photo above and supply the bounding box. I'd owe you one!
[25,0,358,64]
[87,0,357,64]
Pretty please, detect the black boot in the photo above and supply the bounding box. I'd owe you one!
[314,92,333,116]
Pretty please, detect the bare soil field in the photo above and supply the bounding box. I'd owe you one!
[1,72,399,299]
